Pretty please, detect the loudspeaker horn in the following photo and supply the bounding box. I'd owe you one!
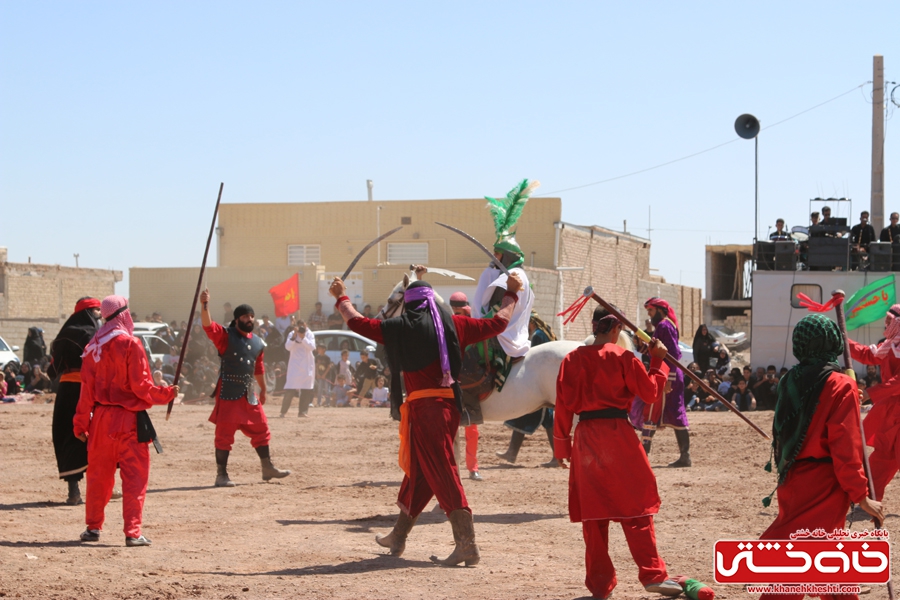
[734,113,760,139]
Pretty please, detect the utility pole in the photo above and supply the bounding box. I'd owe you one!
[871,55,885,233]
[73,253,79,268]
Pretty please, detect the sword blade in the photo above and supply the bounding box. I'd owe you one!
[341,226,403,280]
[435,222,510,276]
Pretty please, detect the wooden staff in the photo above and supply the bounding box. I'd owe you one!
[166,182,224,420]
[582,286,771,440]
[829,289,895,600]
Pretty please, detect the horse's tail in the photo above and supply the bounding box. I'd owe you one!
[616,330,634,353]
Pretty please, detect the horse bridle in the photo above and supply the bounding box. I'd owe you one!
[378,293,404,320]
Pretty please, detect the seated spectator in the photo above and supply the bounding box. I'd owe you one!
[4,364,20,395]
[26,364,51,393]
[865,364,882,388]
[18,362,34,390]
[152,370,168,387]
[332,374,356,407]
[308,302,329,332]
[769,218,790,241]
[880,212,900,243]
[851,210,877,252]
[730,378,755,412]
[859,378,871,406]
[714,346,731,376]
[685,376,702,411]
[370,376,390,408]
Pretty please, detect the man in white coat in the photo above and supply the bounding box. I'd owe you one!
[280,320,316,417]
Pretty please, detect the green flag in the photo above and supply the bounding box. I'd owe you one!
[845,274,896,330]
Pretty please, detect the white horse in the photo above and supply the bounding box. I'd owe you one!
[379,271,629,422]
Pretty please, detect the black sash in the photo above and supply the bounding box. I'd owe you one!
[579,408,628,421]
[795,455,832,464]
[136,410,163,454]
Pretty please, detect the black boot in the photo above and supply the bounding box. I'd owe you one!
[66,479,82,505]
[256,445,291,481]
[496,430,525,464]
[215,449,235,487]
[642,438,652,456]
[668,429,692,468]
[540,427,559,468]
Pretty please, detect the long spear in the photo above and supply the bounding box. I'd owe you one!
[824,289,895,600]
[166,182,224,420]
[572,286,770,440]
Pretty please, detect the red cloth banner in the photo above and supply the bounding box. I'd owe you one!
[269,274,299,318]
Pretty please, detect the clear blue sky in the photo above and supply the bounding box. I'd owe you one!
[1,2,897,296]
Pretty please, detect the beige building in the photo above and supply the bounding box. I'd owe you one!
[0,247,122,359]
[130,198,702,341]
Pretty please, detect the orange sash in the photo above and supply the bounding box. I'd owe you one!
[59,372,81,383]
[398,388,456,476]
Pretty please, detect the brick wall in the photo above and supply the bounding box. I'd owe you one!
[637,280,703,340]
[0,261,121,361]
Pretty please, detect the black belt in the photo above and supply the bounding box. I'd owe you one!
[579,408,628,421]
[795,456,833,464]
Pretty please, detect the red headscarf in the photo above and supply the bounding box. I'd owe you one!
[644,297,679,330]
[73,297,101,313]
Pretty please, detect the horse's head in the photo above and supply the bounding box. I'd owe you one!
[377,268,448,320]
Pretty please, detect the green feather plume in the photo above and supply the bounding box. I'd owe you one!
[486,179,540,237]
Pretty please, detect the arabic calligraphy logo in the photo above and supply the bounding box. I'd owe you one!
[713,540,890,584]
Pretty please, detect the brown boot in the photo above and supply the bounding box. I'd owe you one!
[257,446,291,481]
[375,511,417,556]
[215,449,236,487]
[430,509,480,567]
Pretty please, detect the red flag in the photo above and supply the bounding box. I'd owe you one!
[269,274,300,318]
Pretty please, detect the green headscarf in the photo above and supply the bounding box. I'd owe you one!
[771,314,843,485]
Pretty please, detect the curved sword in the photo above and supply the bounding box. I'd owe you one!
[435,222,510,276]
[341,226,403,280]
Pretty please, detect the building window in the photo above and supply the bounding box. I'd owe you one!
[287,245,321,266]
[387,242,428,265]
[790,284,821,309]
[401,217,412,225]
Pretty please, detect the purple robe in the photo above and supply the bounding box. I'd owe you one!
[629,319,689,432]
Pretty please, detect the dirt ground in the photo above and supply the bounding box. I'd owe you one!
[1,401,896,600]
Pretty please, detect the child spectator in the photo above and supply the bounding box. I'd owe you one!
[370,376,389,408]
[314,343,334,406]
[354,347,383,405]
[731,378,755,412]
[26,364,51,393]
[332,374,356,407]
[337,349,354,391]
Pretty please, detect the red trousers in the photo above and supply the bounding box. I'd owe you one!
[84,406,151,538]
[868,446,900,501]
[465,425,479,472]
[582,516,668,599]
[214,422,271,451]
[397,397,469,518]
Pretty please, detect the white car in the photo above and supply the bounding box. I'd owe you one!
[312,330,382,366]
[132,322,171,336]
[133,332,173,366]
[0,335,20,368]
[708,325,747,349]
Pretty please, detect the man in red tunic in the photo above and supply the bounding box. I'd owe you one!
[73,296,178,546]
[846,304,900,501]
[200,289,290,487]
[554,305,682,599]
[329,268,521,566]
[758,314,883,600]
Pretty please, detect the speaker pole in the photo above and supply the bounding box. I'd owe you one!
[755,135,759,246]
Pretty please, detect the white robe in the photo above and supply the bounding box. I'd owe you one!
[284,328,316,390]
[473,266,534,357]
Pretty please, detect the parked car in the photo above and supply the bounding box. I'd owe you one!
[0,335,21,368]
[708,325,747,349]
[134,332,172,366]
[312,330,382,367]
[132,322,171,336]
